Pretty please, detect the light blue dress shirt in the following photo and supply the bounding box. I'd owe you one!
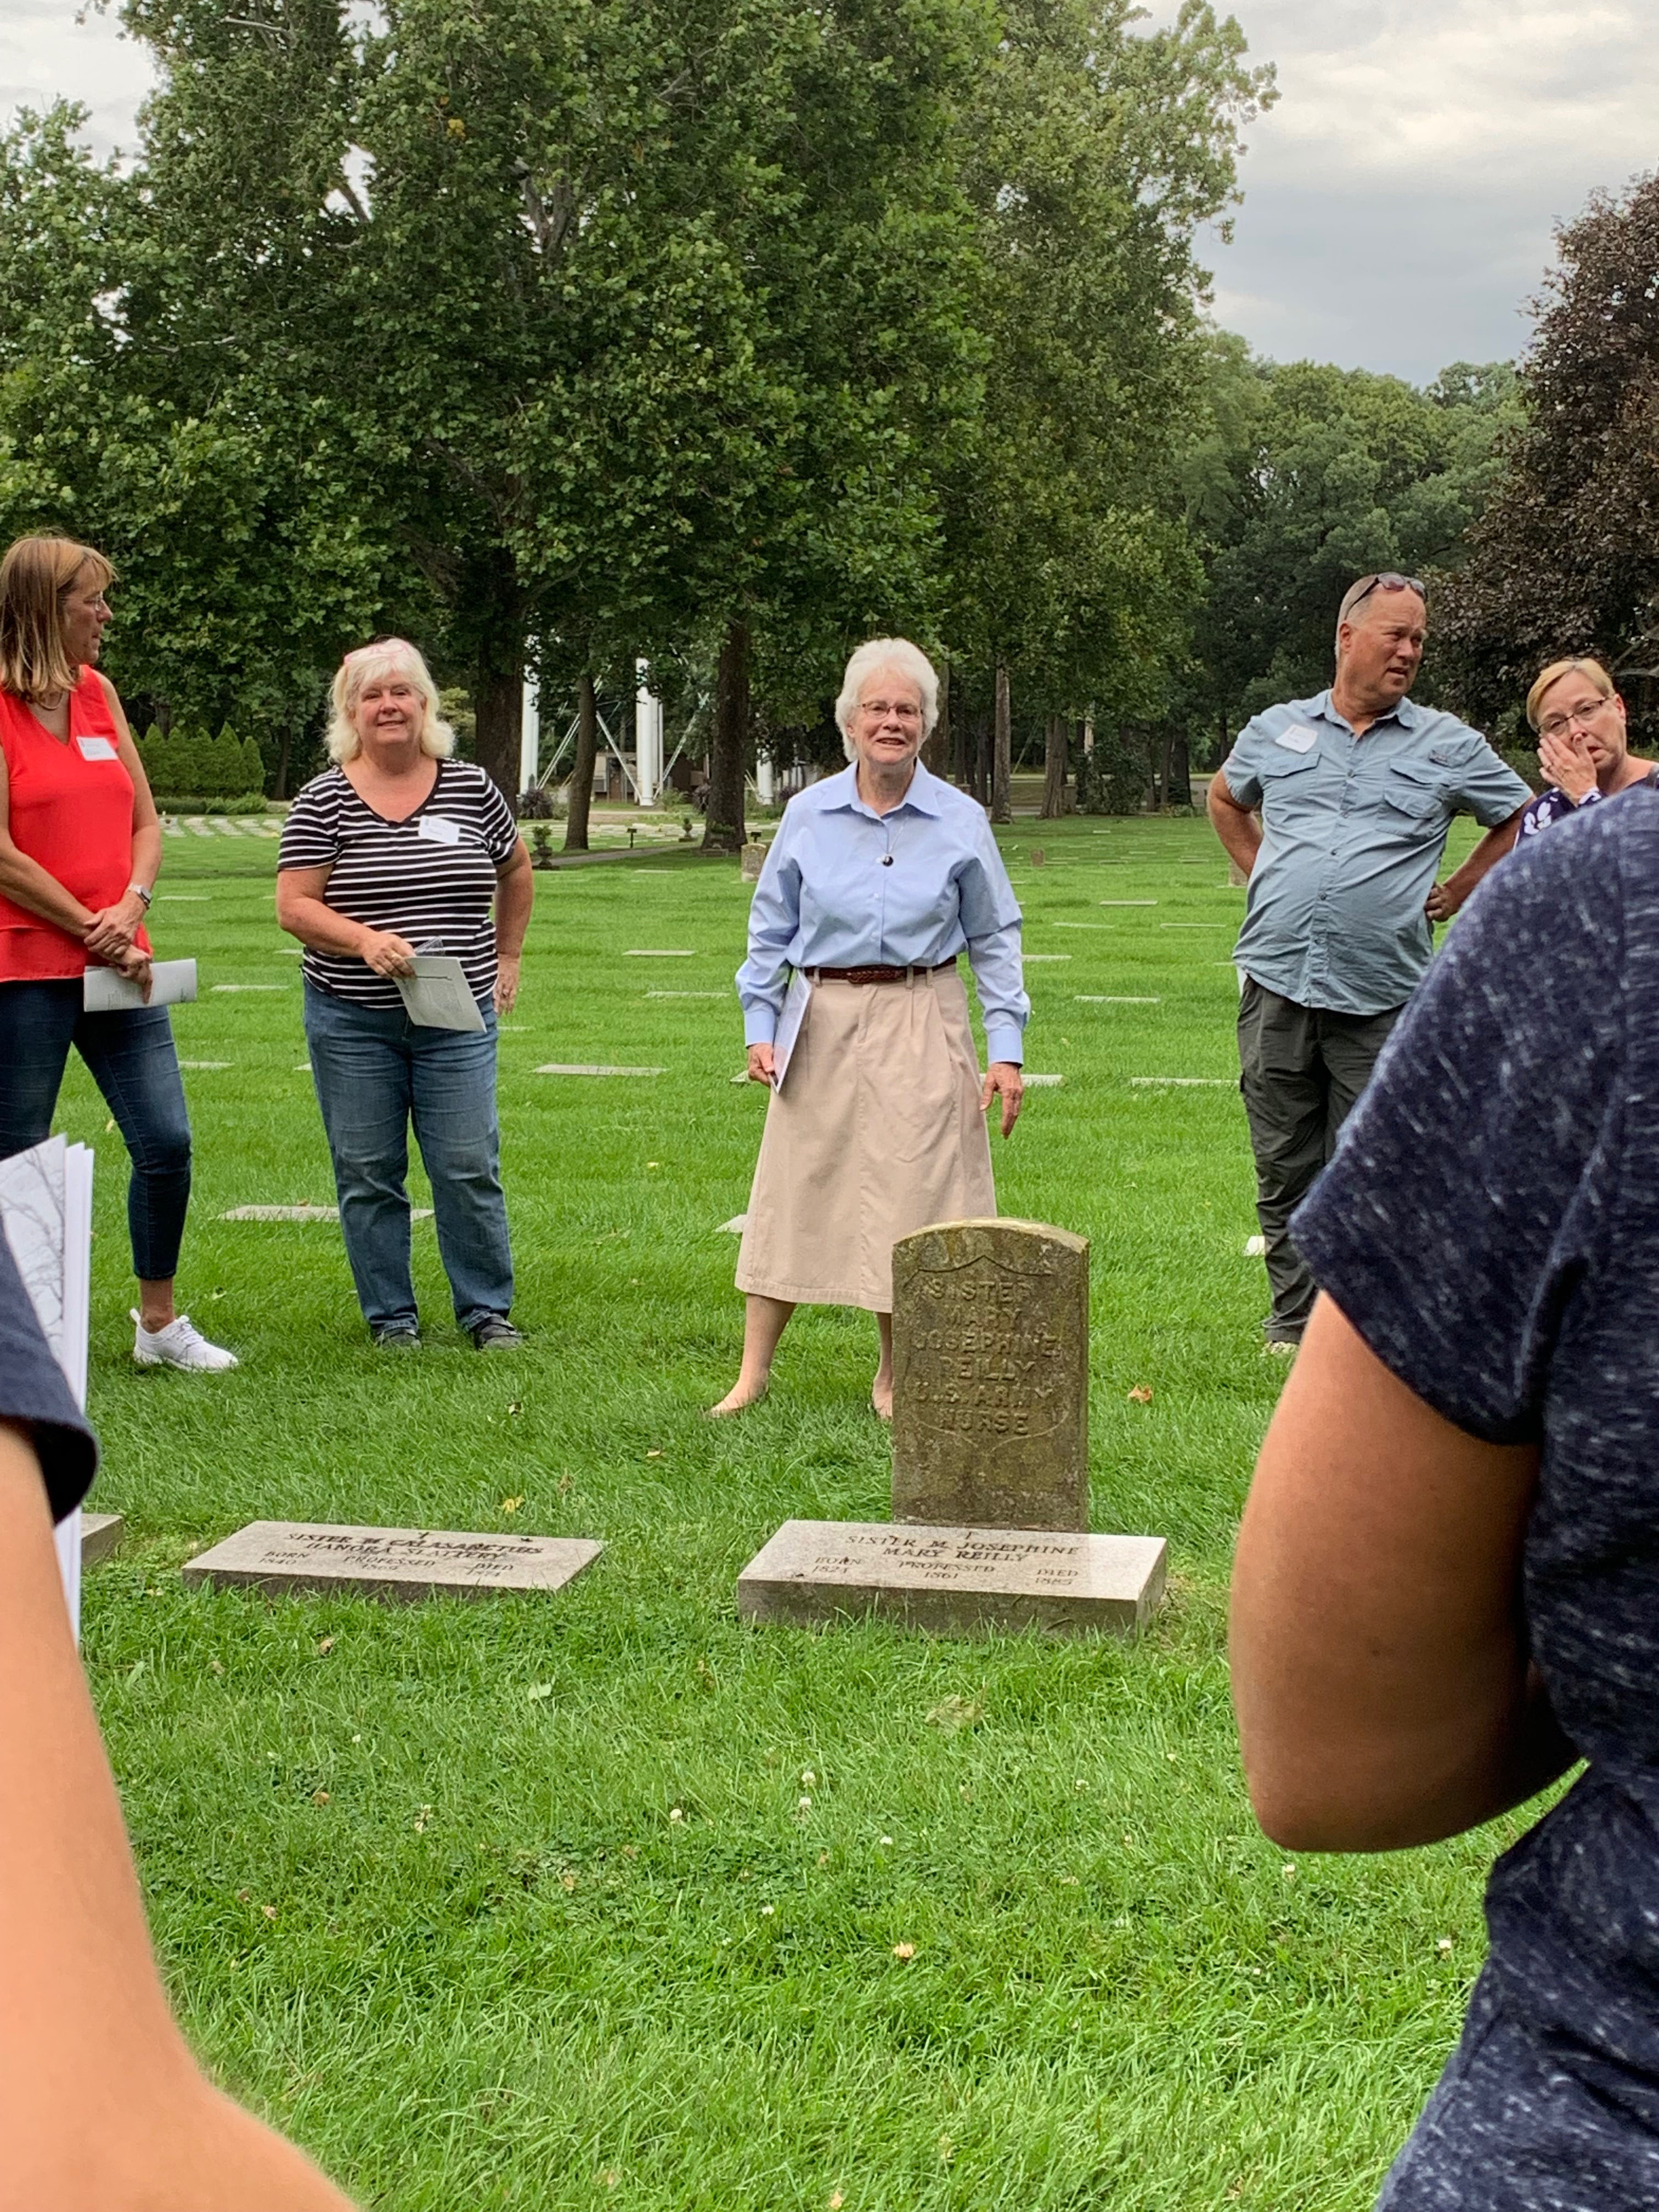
[1223,690,1533,1017]
[737,761,1029,1064]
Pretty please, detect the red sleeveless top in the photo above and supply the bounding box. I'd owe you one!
[0,669,151,981]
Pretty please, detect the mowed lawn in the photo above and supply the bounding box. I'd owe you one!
[56,809,1526,2211]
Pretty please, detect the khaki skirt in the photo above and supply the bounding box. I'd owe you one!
[735,964,996,1313]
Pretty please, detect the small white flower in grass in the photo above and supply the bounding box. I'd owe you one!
[879,1835,894,1847]
[669,1806,684,1823]
[1437,1936,1454,1953]
[798,1796,812,1813]
[800,1768,816,1787]
[1281,1862,1297,1883]
[761,1904,775,1916]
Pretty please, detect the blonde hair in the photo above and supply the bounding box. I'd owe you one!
[1526,656,1615,732]
[834,637,940,763]
[326,637,454,763]
[0,536,116,702]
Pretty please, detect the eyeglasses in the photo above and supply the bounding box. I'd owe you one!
[1537,697,1613,741]
[1342,572,1426,620]
[857,699,922,724]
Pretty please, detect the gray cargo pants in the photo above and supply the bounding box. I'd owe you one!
[1237,977,1403,1342]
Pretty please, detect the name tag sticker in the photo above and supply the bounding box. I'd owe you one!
[1274,726,1318,754]
[76,736,118,762]
[416,814,461,846]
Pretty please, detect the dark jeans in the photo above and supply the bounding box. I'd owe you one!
[0,979,193,1279]
[1237,976,1402,1340]
[303,981,514,1333]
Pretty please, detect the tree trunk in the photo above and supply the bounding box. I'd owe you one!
[473,656,523,803]
[923,657,949,776]
[991,661,1012,823]
[564,670,597,852]
[952,678,970,788]
[274,727,292,801]
[1167,725,1192,809]
[973,708,989,806]
[1040,714,1066,817]
[1158,725,1174,810]
[703,616,749,853]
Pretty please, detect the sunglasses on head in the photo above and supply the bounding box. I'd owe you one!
[1343,572,1426,619]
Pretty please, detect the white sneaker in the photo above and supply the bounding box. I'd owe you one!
[131,1311,240,1371]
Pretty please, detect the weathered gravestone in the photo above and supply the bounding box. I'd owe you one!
[737,1215,1166,1638]
[738,1521,1165,1638]
[890,1218,1088,1530]
[182,1521,603,1603]
[740,842,768,882]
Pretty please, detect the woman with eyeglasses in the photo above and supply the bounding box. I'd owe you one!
[0,534,236,1372]
[1517,657,1652,839]
[712,637,1028,1419]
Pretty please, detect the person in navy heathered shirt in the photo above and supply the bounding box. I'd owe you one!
[1232,781,1659,2208]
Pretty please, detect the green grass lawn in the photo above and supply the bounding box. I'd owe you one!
[56,809,1526,2210]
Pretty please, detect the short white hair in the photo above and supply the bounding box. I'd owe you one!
[834,637,939,763]
[326,637,455,764]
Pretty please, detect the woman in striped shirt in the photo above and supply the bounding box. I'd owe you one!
[276,640,533,1350]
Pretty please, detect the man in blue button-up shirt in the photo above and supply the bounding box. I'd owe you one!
[1209,574,1531,1348]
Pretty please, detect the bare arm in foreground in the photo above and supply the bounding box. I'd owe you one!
[1229,1294,1577,1853]
[0,1421,355,2211]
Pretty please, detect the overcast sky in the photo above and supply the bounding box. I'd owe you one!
[5,0,1657,385]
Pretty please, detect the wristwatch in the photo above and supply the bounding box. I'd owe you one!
[127,882,153,909]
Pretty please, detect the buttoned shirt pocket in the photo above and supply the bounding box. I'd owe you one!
[1381,758,1448,823]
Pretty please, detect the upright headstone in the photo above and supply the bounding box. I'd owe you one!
[1227,858,1248,888]
[740,842,767,883]
[890,1219,1088,1531]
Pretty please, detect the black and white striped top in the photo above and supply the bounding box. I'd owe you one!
[278,761,519,1008]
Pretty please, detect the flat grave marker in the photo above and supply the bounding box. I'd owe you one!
[535,1064,665,1078]
[1129,1076,1232,1088]
[82,1511,125,1566]
[891,1218,1088,1531]
[1023,955,1072,963]
[625,949,697,958]
[1023,1073,1064,1088]
[221,1204,433,1221]
[1076,995,1160,1004]
[212,983,288,993]
[738,1521,1165,1638]
[1099,900,1156,907]
[719,1215,749,1233]
[179,1060,232,1070]
[182,1520,603,1602]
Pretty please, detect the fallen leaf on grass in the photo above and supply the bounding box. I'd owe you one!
[892,1942,915,1960]
[315,1636,335,1655]
[561,1874,577,1893]
[262,1904,277,1921]
[527,1682,554,1702]
[500,1496,524,1514]
[830,2194,845,2209]
[236,1888,251,1902]
[312,1790,330,1807]
[645,1448,663,1460]
[1127,1385,1153,1404]
[926,1695,982,1734]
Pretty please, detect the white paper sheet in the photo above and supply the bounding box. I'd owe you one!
[83,957,198,1012]
[396,956,486,1032]
[770,971,812,1092]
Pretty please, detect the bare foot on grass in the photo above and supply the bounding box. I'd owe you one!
[707,1379,770,1418]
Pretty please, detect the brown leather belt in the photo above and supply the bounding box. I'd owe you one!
[804,960,957,986]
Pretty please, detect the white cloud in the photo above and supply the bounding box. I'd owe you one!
[1199,0,1659,377]
[1,1,155,155]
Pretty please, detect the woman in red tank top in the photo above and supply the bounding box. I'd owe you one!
[0,536,235,1372]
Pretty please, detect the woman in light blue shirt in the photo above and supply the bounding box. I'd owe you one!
[712,637,1028,1419]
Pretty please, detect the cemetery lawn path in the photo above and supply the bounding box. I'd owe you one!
[65,812,1534,2211]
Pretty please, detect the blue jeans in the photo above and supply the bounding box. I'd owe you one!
[0,979,193,1279]
[303,981,514,1333]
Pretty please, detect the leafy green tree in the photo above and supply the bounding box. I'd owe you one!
[1178,338,1522,758]
[1438,174,1659,736]
[941,0,1272,816]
